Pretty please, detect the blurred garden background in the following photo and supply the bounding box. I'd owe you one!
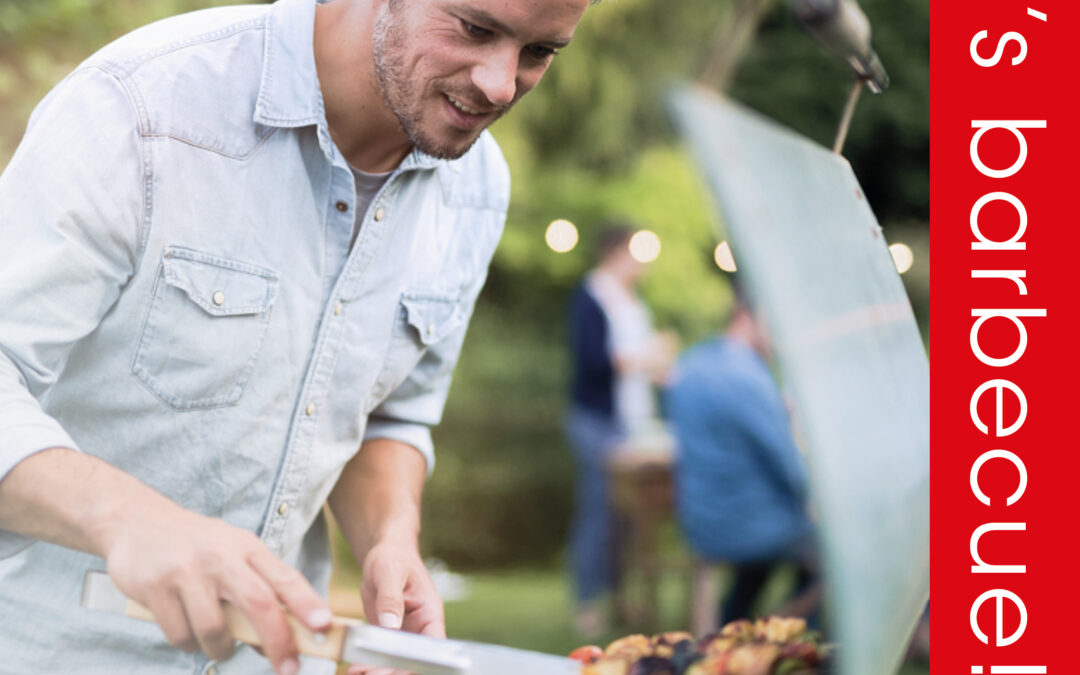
[1,0,928,671]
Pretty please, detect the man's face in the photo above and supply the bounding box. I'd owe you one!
[372,0,589,159]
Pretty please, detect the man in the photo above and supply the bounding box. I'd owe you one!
[565,224,676,635]
[666,298,817,625]
[0,0,590,672]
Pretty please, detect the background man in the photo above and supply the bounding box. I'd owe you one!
[0,0,590,672]
[666,297,818,625]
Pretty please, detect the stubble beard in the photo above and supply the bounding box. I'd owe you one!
[372,7,485,160]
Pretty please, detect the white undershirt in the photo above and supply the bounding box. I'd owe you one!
[586,270,657,433]
[350,165,392,249]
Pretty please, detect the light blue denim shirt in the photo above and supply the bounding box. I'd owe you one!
[0,0,508,671]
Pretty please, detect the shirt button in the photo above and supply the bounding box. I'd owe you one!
[426,323,436,338]
[277,502,289,516]
[305,402,316,416]
[336,201,349,213]
[206,667,216,675]
[212,291,225,306]
[333,301,343,316]
[373,207,385,222]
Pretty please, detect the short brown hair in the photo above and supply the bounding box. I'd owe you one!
[594,221,635,263]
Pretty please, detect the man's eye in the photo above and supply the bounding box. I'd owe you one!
[526,45,558,61]
[461,20,492,38]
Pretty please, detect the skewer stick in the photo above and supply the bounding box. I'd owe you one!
[832,77,864,154]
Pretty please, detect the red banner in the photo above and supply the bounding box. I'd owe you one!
[932,1,1078,672]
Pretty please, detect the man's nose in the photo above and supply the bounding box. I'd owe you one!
[471,49,518,108]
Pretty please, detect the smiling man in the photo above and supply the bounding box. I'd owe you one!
[0,0,590,673]
[318,0,584,170]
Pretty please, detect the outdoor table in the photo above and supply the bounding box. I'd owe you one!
[606,431,678,631]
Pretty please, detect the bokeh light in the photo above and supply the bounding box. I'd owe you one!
[628,230,661,263]
[889,242,914,274]
[544,219,578,253]
[714,241,737,272]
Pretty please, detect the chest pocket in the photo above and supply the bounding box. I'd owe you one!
[369,291,465,407]
[401,292,462,345]
[132,246,278,410]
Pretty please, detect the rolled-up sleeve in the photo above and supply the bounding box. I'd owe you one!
[0,66,144,556]
[362,133,508,477]
[362,271,491,475]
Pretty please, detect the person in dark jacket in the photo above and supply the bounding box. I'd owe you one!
[565,224,676,636]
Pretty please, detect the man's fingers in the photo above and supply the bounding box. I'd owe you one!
[361,545,446,638]
[248,548,332,631]
[179,583,235,661]
[145,589,197,653]
[402,604,446,639]
[218,567,299,675]
[401,571,445,638]
[362,558,406,630]
[378,609,403,630]
[401,582,446,638]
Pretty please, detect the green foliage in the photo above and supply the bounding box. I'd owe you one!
[0,0,243,46]
[421,303,574,568]
[418,141,734,568]
[508,0,728,172]
[0,0,254,160]
[502,0,930,222]
[492,137,732,338]
[729,0,930,221]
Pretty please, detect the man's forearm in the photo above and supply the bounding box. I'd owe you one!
[0,447,332,673]
[328,437,444,637]
[328,437,426,559]
[0,447,178,557]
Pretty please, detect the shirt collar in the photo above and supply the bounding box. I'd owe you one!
[253,0,324,131]
[253,0,444,172]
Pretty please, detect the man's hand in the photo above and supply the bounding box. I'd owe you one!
[104,503,332,675]
[360,538,444,637]
[346,538,445,675]
[0,448,331,675]
[328,438,442,675]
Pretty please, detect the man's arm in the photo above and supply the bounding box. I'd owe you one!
[327,156,505,655]
[0,448,332,675]
[0,68,329,675]
[326,282,492,663]
[328,438,444,643]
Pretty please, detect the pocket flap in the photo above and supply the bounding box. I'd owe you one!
[400,291,462,345]
[161,246,278,317]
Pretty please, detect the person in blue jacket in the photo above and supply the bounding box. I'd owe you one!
[667,297,817,624]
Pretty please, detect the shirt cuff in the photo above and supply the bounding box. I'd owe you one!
[0,419,80,560]
[361,420,435,476]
